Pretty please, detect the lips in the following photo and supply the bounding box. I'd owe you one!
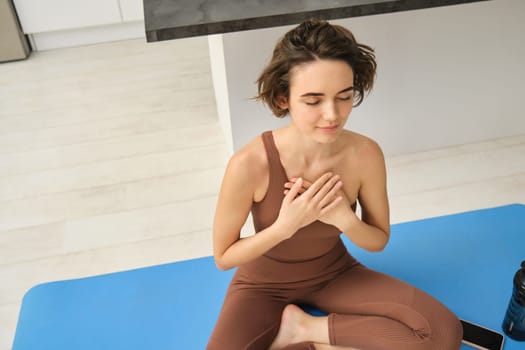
[317,125,339,132]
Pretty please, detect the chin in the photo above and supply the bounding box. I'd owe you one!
[314,131,340,144]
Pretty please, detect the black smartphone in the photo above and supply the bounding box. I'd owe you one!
[460,319,504,350]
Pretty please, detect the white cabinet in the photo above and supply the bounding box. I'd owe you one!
[12,0,146,50]
[13,0,122,33]
[120,0,144,22]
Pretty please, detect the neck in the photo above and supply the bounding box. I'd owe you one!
[281,125,340,166]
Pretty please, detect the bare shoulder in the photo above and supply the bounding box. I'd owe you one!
[224,135,269,200]
[342,130,385,165]
[228,135,267,175]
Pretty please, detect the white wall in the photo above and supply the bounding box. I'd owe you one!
[208,34,234,153]
[214,0,525,156]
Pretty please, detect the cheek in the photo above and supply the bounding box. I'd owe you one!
[290,102,314,117]
[301,107,322,123]
[289,105,319,126]
[342,103,353,116]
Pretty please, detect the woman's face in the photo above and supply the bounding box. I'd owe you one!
[278,59,355,143]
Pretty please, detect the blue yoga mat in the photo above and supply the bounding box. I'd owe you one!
[13,204,525,349]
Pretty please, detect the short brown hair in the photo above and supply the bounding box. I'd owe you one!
[256,19,377,117]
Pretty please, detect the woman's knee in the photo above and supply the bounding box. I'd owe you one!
[429,307,463,349]
[442,313,463,349]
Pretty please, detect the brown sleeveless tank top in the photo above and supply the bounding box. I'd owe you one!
[251,131,343,261]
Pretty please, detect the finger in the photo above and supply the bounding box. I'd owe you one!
[303,172,333,198]
[283,177,303,203]
[320,195,343,215]
[301,179,313,188]
[289,178,313,189]
[318,180,343,208]
[284,183,306,195]
[311,174,340,202]
[284,188,307,195]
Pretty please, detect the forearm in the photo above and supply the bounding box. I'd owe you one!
[215,221,293,270]
[340,212,389,252]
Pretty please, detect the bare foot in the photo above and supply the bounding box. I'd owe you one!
[269,304,309,350]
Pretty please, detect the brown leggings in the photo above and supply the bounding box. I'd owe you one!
[207,240,462,350]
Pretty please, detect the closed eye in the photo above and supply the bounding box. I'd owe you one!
[305,101,320,106]
[304,95,352,106]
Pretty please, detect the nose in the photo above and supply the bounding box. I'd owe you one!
[323,102,338,122]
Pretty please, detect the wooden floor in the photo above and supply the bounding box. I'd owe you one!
[0,37,524,350]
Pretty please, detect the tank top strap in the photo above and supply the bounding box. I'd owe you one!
[261,131,288,181]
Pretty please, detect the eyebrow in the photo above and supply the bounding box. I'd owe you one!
[300,86,354,97]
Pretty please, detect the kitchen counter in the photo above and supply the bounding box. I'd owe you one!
[144,0,489,42]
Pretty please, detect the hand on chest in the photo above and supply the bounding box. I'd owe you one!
[282,159,360,204]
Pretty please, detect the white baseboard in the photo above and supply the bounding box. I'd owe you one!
[29,21,146,51]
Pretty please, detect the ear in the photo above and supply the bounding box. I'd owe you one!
[275,95,289,110]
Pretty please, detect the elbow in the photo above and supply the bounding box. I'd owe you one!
[366,231,390,253]
[215,261,230,271]
[366,244,386,253]
[214,255,233,271]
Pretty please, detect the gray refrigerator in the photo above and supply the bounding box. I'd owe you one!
[0,0,31,62]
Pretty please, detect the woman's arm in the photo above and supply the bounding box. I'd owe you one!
[213,150,283,270]
[335,139,390,252]
[213,146,343,270]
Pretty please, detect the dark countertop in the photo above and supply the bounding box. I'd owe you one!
[144,0,489,42]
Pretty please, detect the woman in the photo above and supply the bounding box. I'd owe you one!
[207,19,462,350]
